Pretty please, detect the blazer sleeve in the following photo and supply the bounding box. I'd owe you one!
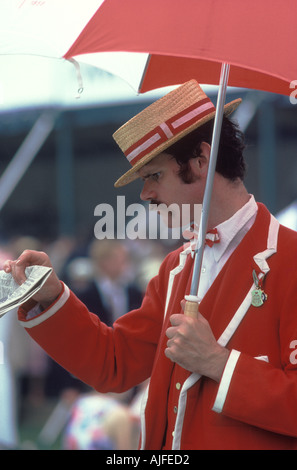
[17,252,176,394]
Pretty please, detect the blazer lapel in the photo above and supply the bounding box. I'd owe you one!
[199,203,278,345]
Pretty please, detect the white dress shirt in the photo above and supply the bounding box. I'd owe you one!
[197,195,258,300]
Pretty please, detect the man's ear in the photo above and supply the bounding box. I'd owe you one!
[191,142,211,177]
[200,142,211,161]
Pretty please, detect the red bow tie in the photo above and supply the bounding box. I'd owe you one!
[183,225,220,249]
[205,228,220,247]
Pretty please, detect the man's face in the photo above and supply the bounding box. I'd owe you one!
[138,153,204,228]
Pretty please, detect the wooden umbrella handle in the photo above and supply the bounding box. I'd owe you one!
[184,295,199,318]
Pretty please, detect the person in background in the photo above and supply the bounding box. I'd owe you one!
[77,239,143,326]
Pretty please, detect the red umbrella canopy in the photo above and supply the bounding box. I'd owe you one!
[63,0,297,95]
[0,0,296,96]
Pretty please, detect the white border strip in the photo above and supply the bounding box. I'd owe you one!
[19,284,70,329]
[126,133,161,162]
[172,372,200,450]
[172,101,214,129]
[139,382,150,450]
[217,283,255,348]
[160,122,174,138]
[164,247,191,319]
[212,349,241,413]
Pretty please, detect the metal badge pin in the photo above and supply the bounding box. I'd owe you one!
[251,269,268,307]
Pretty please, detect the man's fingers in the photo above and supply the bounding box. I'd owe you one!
[4,250,35,284]
[2,260,26,285]
[16,249,48,267]
[169,313,185,326]
[3,250,52,285]
[165,326,176,339]
[10,260,27,284]
[3,260,13,273]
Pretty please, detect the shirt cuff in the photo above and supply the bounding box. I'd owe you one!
[212,349,241,413]
[18,282,70,328]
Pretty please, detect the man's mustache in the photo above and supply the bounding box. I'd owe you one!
[149,199,163,206]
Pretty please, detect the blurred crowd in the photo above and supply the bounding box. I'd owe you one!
[0,233,179,450]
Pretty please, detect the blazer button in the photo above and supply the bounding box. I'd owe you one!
[174,406,178,413]
[176,382,181,390]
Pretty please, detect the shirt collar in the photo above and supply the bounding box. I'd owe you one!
[213,194,258,262]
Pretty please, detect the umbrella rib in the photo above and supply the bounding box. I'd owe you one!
[138,54,152,93]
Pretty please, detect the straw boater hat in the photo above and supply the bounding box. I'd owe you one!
[113,79,241,187]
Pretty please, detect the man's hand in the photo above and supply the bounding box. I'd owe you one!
[165,304,230,382]
[3,249,62,309]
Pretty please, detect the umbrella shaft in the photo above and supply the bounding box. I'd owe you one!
[190,63,230,297]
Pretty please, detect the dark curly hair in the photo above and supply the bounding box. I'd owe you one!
[165,115,246,183]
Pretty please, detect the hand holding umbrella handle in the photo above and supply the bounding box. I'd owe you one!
[184,295,200,318]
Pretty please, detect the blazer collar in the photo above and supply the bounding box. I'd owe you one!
[200,203,279,338]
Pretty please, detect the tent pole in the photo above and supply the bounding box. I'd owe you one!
[0,111,57,212]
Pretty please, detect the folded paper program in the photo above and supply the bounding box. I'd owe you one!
[0,265,52,317]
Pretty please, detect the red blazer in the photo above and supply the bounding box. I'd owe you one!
[19,203,297,449]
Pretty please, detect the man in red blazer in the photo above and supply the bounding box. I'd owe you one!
[5,80,297,449]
